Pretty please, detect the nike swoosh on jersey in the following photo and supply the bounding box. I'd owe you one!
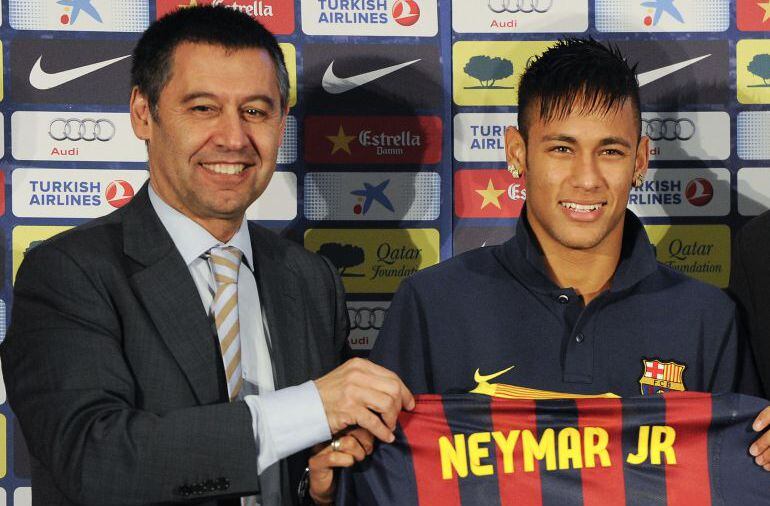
[322,59,421,94]
[637,54,711,87]
[29,54,132,90]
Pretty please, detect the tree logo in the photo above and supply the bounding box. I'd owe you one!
[747,53,770,88]
[317,242,365,277]
[463,55,515,89]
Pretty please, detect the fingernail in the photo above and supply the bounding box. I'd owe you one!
[754,421,764,431]
[750,445,759,456]
[388,433,396,443]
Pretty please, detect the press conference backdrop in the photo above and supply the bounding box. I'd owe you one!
[0,0,766,502]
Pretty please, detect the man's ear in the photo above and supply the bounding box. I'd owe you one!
[633,135,650,185]
[130,86,152,141]
[504,125,527,178]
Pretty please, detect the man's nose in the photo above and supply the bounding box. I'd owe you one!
[570,153,602,190]
[213,111,249,150]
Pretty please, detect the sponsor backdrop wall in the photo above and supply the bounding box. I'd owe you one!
[0,0,765,502]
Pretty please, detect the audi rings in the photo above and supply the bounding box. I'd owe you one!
[348,307,387,331]
[642,118,695,141]
[49,118,116,142]
[488,0,553,13]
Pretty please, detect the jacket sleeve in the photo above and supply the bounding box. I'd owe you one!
[369,279,433,394]
[728,229,767,398]
[0,243,259,505]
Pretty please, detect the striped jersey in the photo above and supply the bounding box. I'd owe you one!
[338,392,770,505]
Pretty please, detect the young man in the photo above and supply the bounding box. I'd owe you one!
[1,6,410,505]
[371,39,765,452]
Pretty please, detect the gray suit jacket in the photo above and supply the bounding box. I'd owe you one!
[1,185,348,505]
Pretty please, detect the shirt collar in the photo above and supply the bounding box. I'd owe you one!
[496,206,657,295]
[148,184,254,271]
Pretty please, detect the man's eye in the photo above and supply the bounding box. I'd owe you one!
[551,146,571,153]
[603,149,625,156]
[244,108,267,118]
[191,105,214,112]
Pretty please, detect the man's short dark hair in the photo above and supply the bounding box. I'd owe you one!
[131,5,289,116]
[517,38,640,140]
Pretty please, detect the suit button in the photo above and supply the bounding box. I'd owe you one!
[558,294,569,304]
[575,333,585,344]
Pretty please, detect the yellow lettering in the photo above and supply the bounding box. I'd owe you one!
[439,435,468,479]
[583,427,611,468]
[522,428,557,472]
[558,427,584,470]
[468,432,494,476]
[650,426,677,465]
[627,426,650,465]
[492,430,520,473]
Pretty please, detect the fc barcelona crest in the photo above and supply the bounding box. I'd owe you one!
[639,358,686,395]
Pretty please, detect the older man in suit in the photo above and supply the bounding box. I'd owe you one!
[0,6,412,505]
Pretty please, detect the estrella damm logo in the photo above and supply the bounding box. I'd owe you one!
[279,43,297,107]
[644,224,730,288]
[304,228,439,293]
[639,358,686,395]
[453,41,555,106]
[737,39,770,104]
[13,226,73,284]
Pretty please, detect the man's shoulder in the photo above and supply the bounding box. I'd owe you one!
[737,210,770,251]
[403,245,504,291]
[247,223,332,274]
[649,261,735,312]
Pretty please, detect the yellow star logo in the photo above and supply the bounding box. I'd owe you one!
[475,179,505,210]
[758,0,770,23]
[326,125,356,155]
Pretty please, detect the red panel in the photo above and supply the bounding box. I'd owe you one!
[576,398,626,506]
[400,395,462,506]
[454,170,526,218]
[490,398,543,506]
[304,116,443,164]
[664,392,713,505]
[155,0,295,34]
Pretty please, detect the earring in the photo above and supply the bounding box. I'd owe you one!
[507,163,521,179]
[633,173,645,188]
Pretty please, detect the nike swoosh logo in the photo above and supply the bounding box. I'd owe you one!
[29,54,132,90]
[637,54,711,87]
[322,59,421,94]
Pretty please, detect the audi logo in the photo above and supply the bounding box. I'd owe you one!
[49,118,116,142]
[642,118,695,141]
[488,0,553,13]
[348,306,387,331]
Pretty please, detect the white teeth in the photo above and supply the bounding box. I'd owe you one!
[561,202,603,212]
[203,163,245,175]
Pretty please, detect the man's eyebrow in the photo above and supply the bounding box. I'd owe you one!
[541,134,577,143]
[180,92,277,109]
[540,134,633,149]
[598,136,633,148]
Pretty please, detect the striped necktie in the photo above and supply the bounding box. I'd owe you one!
[209,245,243,401]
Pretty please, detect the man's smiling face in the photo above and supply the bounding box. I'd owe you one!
[510,98,649,254]
[131,42,286,233]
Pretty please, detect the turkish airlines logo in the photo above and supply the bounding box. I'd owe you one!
[685,178,713,207]
[105,180,135,208]
[393,0,420,25]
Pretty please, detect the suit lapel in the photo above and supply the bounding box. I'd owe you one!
[249,226,305,390]
[123,186,223,404]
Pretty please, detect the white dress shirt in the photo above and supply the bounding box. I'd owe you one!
[149,186,330,473]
